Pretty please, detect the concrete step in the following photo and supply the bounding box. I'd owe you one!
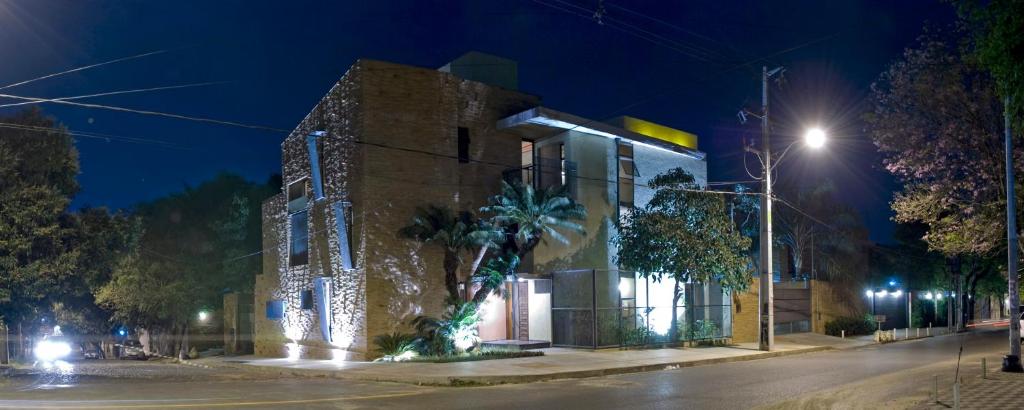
[482,340,551,350]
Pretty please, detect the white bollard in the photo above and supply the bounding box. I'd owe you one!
[954,382,960,410]
[841,330,845,339]
[928,323,932,336]
[917,328,920,338]
[933,375,939,403]
[906,328,909,339]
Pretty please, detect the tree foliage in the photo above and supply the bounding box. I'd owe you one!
[865,31,1014,257]
[399,205,501,301]
[0,108,80,330]
[615,168,752,341]
[472,181,586,304]
[616,168,752,292]
[96,173,277,332]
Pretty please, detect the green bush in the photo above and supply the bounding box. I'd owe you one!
[412,300,481,356]
[824,314,876,336]
[373,332,418,361]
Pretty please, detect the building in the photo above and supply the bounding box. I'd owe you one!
[254,52,735,360]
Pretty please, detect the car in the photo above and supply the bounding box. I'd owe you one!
[34,336,74,363]
[82,345,103,359]
[117,340,147,360]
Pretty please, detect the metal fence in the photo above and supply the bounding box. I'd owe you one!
[551,269,733,349]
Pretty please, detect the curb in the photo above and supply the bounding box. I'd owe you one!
[222,345,835,387]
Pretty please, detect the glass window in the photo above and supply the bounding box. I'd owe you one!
[618,143,634,208]
[289,210,309,266]
[287,179,308,213]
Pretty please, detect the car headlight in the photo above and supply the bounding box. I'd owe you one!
[35,341,72,361]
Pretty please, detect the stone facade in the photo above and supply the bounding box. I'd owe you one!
[254,58,539,360]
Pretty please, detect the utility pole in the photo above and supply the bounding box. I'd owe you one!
[1002,95,1022,372]
[759,65,775,352]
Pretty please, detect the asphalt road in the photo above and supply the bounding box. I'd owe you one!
[0,328,1013,409]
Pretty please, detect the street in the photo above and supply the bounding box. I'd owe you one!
[0,328,1012,409]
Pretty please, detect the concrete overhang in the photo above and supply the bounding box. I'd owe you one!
[497,107,706,160]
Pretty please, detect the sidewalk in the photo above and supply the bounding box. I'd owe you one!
[915,360,1024,409]
[201,333,871,386]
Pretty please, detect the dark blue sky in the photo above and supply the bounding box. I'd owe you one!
[0,0,955,243]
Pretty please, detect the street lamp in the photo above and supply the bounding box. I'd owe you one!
[197,310,209,322]
[804,128,826,149]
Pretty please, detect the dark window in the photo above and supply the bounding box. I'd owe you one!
[265,300,285,320]
[458,127,470,163]
[289,210,309,266]
[559,143,566,185]
[287,179,308,213]
[618,142,635,208]
[300,289,314,310]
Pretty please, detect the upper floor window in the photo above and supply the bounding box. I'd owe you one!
[289,210,309,267]
[618,143,636,208]
[287,178,308,213]
[458,127,470,163]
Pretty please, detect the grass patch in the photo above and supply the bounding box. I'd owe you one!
[403,349,544,363]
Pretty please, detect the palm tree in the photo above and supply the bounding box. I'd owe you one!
[399,205,500,301]
[473,181,586,304]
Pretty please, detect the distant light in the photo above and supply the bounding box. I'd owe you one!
[865,290,874,298]
[198,311,209,322]
[119,329,127,336]
[936,293,943,300]
[888,280,896,287]
[804,128,826,148]
[924,292,933,300]
[893,290,903,297]
[876,290,888,297]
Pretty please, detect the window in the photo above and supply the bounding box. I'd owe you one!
[559,143,566,185]
[333,201,355,270]
[458,127,470,163]
[287,179,308,213]
[300,289,314,310]
[521,140,534,185]
[289,210,309,266]
[618,142,636,209]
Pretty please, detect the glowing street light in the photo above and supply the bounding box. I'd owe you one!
[198,310,209,322]
[804,128,826,149]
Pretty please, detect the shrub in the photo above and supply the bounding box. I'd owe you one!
[412,300,481,356]
[825,314,877,336]
[373,332,418,361]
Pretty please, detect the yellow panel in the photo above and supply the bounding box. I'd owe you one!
[618,117,698,150]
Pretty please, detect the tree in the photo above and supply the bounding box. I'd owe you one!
[96,173,276,356]
[957,0,1024,131]
[54,208,137,344]
[866,31,1012,257]
[0,108,80,352]
[399,206,501,301]
[615,168,752,341]
[472,181,586,304]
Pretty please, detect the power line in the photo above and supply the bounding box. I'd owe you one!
[0,92,289,133]
[0,50,168,91]
[0,82,228,109]
[0,121,194,150]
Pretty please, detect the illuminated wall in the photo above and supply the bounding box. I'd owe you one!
[254,59,539,360]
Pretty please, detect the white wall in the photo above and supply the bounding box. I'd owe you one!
[528,280,552,341]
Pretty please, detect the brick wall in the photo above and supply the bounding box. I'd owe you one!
[255,58,539,360]
[732,277,760,343]
[809,279,867,334]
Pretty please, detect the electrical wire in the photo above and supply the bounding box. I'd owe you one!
[0,50,168,91]
[0,121,193,150]
[0,82,228,109]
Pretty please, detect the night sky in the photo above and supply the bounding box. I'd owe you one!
[0,1,956,243]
